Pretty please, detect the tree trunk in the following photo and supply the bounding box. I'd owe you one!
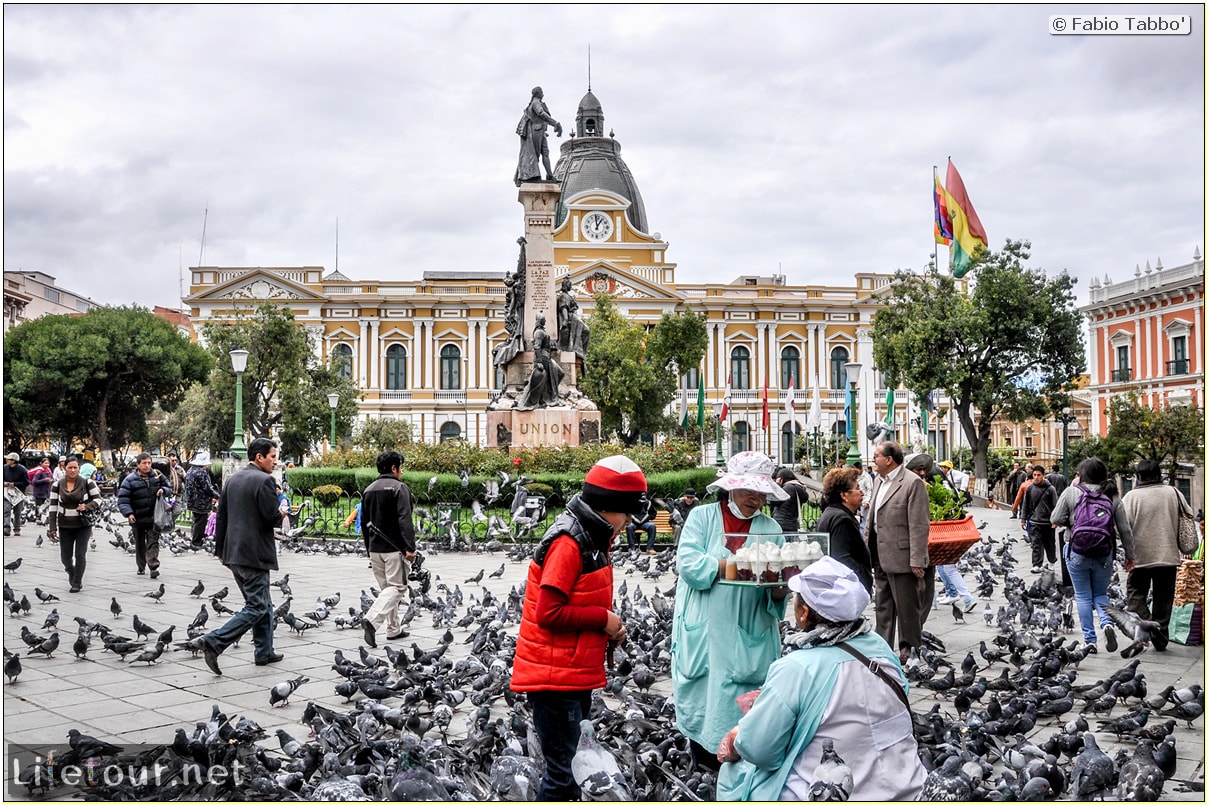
[95,389,113,468]
[956,398,992,498]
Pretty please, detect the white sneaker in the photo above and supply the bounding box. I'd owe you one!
[937,595,958,606]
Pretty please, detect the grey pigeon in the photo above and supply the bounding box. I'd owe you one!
[1071,733,1115,801]
[41,608,59,631]
[1102,604,1163,657]
[143,583,166,603]
[1115,739,1165,801]
[269,675,310,707]
[110,597,122,618]
[4,652,21,682]
[130,641,165,665]
[27,633,59,658]
[275,728,303,758]
[188,579,205,597]
[806,738,853,801]
[919,756,971,801]
[34,587,58,603]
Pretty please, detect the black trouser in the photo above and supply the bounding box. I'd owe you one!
[529,689,592,800]
[1030,522,1057,566]
[191,511,209,546]
[59,525,90,587]
[1127,565,1177,650]
[131,521,159,572]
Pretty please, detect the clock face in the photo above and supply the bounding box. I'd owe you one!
[581,211,614,242]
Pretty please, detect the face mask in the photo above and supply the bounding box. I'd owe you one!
[727,498,756,520]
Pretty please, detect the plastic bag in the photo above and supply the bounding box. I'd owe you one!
[1169,603,1203,646]
[153,495,175,531]
[204,510,218,537]
[1177,514,1200,555]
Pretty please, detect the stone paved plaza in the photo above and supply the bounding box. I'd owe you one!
[2,502,1205,799]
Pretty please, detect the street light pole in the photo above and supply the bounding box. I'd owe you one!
[1058,405,1076,477]
[327,393,340,452]
[229,348,250,460]
[714,403,725,467]
[844,362,862,466]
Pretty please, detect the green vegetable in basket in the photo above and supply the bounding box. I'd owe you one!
[927,480,966,522]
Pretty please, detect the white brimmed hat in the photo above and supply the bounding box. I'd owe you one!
[787,556,871,621]
[706,451,789,502]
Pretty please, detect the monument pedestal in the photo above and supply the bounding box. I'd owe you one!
[487,407,601,449]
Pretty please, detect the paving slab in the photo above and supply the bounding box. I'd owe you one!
[3,502,1204,800]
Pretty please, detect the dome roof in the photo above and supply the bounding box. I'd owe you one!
[552,90,648,234]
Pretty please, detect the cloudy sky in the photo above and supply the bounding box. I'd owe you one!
[5,5,1204,310]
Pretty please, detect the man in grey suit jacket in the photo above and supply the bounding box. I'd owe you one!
[202,438,287,675]
[866,441,934,660]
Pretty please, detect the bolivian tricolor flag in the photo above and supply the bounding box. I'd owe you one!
[933,168,952,246]
[941,158,988,278]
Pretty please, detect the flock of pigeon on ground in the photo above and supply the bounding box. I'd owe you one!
[3,489,1206,801]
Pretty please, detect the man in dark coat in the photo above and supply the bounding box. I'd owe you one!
[3,453,29,536]
[201,438,286,674]
[117,453,171,577]
[360,450,416,648]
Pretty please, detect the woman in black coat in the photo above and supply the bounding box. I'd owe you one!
[813,466,872,592]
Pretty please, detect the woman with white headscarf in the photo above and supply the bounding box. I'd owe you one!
[716,556,925,801]
[671,451,789,768]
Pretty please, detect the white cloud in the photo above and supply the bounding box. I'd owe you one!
[4,4,1203,307]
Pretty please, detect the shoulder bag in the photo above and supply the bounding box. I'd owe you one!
[834,642,911,711]
[1178,512,1200,555]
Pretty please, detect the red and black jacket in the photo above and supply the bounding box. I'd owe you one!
[511,495,614,692]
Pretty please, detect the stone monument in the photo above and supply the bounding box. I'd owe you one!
[488,88,601,448]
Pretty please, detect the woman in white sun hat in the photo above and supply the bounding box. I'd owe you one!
[671,451,789,769]
[716,556,925,801]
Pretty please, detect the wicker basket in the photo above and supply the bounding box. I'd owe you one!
[927,515,981,566]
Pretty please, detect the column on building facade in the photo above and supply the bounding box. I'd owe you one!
[423,319,435,391]
[367,319,378,391]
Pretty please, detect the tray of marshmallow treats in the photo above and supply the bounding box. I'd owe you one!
[717,532,831,587]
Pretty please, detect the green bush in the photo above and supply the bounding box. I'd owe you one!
[312,484,345,507]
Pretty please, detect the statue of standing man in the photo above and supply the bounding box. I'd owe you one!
[514,86,562,186]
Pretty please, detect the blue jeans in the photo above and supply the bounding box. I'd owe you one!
[529,689,592,800]
[626,520,656,549]
[1064,546,1113,643]
[936,564,972,603]
[204,564,275,661]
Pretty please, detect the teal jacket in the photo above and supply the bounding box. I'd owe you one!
[671,502,784,751]
[717,631,924,801]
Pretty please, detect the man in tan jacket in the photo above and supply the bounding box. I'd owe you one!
[866,441,933,661]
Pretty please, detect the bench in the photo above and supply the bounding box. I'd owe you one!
[654,511,675,537]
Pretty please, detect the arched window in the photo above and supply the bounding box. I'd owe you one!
[730,346,751,390]
[332,343,353,380]
[440,345,461,390]
[385,345,407,390]
[731,421,750,454]
[781,422,800,466]
[830,346,850,389]
[780,346,800,389]
[439,422,462,442]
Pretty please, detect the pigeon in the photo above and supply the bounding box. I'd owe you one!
[1103,604,1163,657]
[156,625,176,645]
[270,574,290,590]
[4,652,21,683]
[130,641,166,665]
[918,755,972,801]
[212,586,229,601]
[27,633,59,658]
[427,476,439,494]
[35,535,43,548]
[67,729,123,758]
[806,738,853,801]
[275,728,303,758]
[1070,734,1115,801]
[42,608,60,631]
[189,580,205,597]
[1115,739,1165,801]
[17,595,31,615]
[4,557,22,572]
[72,630,91,659]
[269,675,310,707]
[952,600,966,623]
[1158,699,1204,728]
[188,604,209,629]
[132,614,156,641]
[110,597,122,618]
[143,583,166,603]
[489,563,506,579]
[34,587,59,603]
[465,569,484,585]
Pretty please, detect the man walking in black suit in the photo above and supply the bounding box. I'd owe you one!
[202,438,287,675]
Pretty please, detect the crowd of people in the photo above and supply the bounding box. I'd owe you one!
[1,439,1198,800]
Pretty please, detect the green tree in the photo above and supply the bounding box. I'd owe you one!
[197,305,359,460]
[147,385,214,460]
[1105,393,1204,485]
[4,307,211,464]
[872,240,1086,488]
[581,297,708,445]
[353,417,415,452]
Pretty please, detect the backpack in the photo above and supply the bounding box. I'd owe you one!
[1069,484,1115,557]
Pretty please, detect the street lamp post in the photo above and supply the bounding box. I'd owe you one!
[327,393,340,452]
[844,362,862,466]
[229,348,250,460]
[1057,406,1077,477]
